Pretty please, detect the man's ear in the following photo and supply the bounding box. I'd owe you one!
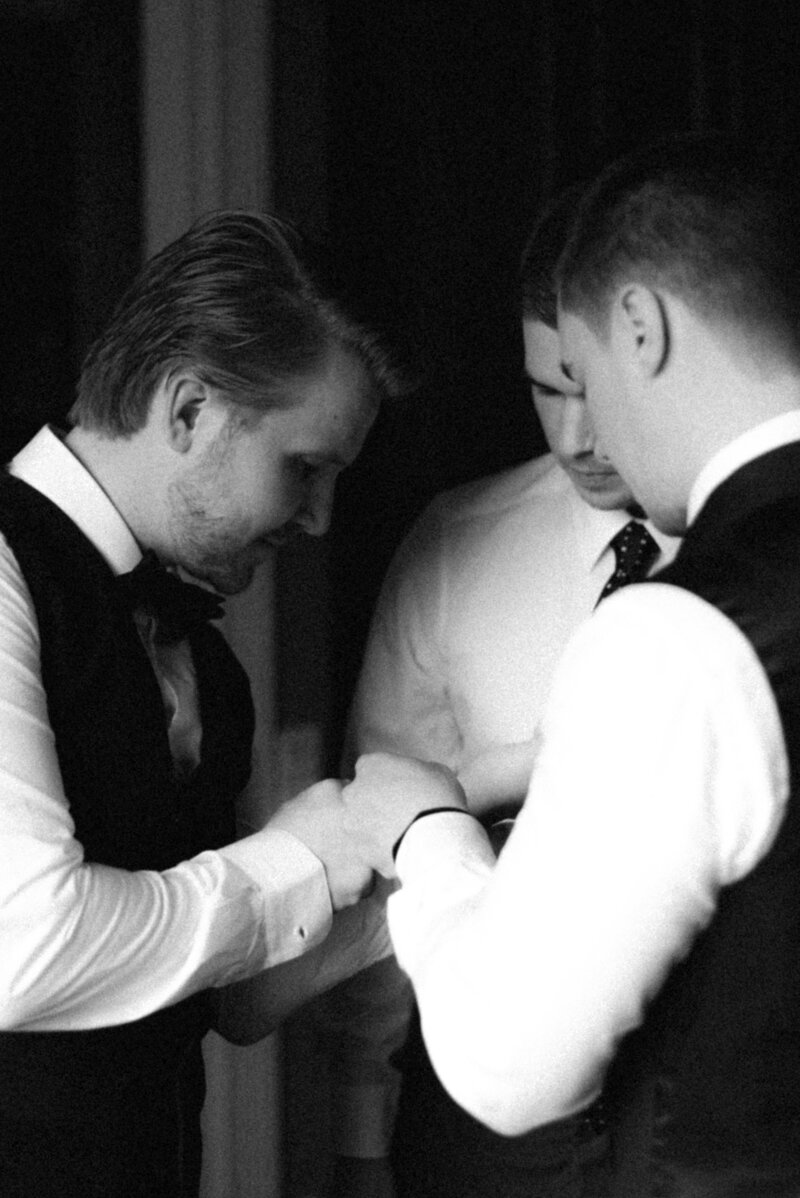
[615,284,669,378]
[164,373,209,452]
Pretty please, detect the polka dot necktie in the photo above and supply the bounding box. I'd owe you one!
[596,519,660,606]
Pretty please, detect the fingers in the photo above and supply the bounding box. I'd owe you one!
[270,754,468,907]
[332,866,377,910]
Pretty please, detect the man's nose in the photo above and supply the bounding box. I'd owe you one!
[295,476,335,538]
[558,396,594,458]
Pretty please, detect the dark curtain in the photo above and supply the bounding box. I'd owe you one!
[0,0,141,462]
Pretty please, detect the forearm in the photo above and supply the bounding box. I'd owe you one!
[0,826,331,1032]
[388,810,605,1134]
[213,879,394,1046]
[0,540,339,1030]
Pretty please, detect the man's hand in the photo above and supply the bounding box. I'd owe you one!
[341,752,468,878]
[270,779,374,910]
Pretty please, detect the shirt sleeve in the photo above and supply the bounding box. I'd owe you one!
[342,502,463,773]
[0,536,333,1032]
[387,582,790,1135]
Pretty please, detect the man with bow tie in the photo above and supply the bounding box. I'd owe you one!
[327,187,680,1198]
[0,211,395,1197]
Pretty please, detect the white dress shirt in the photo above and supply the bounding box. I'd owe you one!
[348,453,679,773]
[386,423,796,1136]
[0,426,333,1031]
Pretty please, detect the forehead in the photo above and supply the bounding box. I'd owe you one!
[522,318,582,392]
[556,308,601,382]
[274,350,377,460]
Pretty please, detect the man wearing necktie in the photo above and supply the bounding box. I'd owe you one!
[326,189,679,1197]
[343,133,800,1198]
[0,211,398,1197]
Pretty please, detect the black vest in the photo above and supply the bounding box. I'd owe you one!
[0,474,255,1197]
[607,442,800,1198]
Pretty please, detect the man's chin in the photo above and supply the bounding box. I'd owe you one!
[582,489,637,512]
[188,557,259,597]
[188,533,296,595]
[570,475,634,512]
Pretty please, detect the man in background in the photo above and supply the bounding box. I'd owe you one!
[332,187,679,1197]
[343,132,800,1198]
[0,210,396,1197]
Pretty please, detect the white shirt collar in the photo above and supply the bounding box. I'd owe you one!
[565,472,679,573]
[688,410,800,526]
[8,426,142,576]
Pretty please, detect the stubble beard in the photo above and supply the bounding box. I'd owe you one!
[167,478,258,596]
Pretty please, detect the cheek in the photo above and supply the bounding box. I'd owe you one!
[262,467,309,527]
[585,371,618,431]
[584,396,617,463]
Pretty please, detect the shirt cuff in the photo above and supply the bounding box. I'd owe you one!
[330,1078,401,1158]
[218,827,333,966]
[395,810,495,883]
[392,806,479,859]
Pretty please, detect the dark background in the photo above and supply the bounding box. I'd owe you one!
[1,0,141,458]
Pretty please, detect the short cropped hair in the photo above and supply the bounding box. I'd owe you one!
[557,133,800,357]
[71,210,399,435]
[520,183,586,329]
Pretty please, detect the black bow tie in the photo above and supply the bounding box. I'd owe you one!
[116,551,225,644]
